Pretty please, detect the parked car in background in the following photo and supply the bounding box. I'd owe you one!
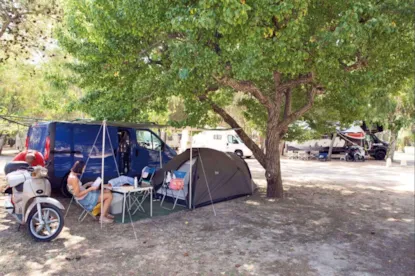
[192,130,253,158]
[25,121,176,196]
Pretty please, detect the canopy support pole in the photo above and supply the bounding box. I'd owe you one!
[189,129,192,209]
[100,120,106,229]
[80,123,103,181]
[106,127,120,177]
[158,129,162,169]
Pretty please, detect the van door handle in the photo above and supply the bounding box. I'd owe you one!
[135,149,139,156]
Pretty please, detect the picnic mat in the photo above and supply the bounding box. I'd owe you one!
[114,197,186,223]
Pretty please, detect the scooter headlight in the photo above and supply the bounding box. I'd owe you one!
[32,166,48,178]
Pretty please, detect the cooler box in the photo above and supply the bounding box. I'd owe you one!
[109,193,124,215]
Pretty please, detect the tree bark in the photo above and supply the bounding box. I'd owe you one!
[207,72,321,198]
[279,140,285,156]
[0,134,6,156]
[265,107,283,198]
[327,132,337,161]
[387,129,398,161]
[198,95,267,167]
[265,135,283,198]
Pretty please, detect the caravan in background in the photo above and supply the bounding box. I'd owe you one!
[192,129,253,158]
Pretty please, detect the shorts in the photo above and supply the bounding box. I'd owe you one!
[77,191,100,211]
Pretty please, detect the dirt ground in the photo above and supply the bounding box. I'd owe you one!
[0,152,414,276]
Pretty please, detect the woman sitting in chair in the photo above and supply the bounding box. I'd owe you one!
[67,161,114,223]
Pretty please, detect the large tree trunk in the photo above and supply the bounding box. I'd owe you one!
[208,72,321,198]
[327,132,337,161]
[265,136,283,198]
[387,129,398,161]
[265,109,283,198]
[0,134,6,156]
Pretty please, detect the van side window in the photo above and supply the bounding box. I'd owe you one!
[227,135,239,144]
[136,130,162,150]
[213,134,222,140]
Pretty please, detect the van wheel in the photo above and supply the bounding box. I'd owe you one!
[375,150,386,160]
[60,174,72,198]
[235,150,243,158]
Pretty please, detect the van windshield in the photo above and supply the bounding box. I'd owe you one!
[235,135,244,144]
[136,130,162,150]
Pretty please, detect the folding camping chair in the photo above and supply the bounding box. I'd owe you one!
[160,170,187,210]
[138,166,156,185]
[127,166,156,215]
[65,183,99,222]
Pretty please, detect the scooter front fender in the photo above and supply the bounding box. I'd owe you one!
[24,197,65,223]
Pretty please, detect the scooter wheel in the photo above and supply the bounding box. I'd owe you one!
[27,203,64,242]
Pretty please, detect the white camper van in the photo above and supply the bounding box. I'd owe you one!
[192,130,253,158]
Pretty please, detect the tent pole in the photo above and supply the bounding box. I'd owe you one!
[80,124,103,180]
[106,127,120,177]
[100,120,106,229]
[198,148,217,216]
[189,129,192,210]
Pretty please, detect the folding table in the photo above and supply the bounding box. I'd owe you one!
[112,185,153,223]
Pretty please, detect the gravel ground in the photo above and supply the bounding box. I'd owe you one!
[0,152,414,276]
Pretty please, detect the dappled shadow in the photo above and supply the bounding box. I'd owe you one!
[0,157,414,275]
[233,183,414,275]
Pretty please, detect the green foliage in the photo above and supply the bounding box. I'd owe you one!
[0,0,63,63]
[365,78,415,133]
[58,0,413,133]
[0,57,83,120]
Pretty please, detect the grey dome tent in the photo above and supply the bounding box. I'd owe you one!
[152,148,253,208]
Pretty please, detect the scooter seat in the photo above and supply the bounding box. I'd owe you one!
[4,161,29,175]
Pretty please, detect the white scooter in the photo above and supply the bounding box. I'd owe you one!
[3,162,65,241]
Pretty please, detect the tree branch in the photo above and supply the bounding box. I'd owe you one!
[198,94,267,167]
[341,53,368,72]
[273,71,281,87]
[279,86,324,130]
[273,71,282,102]
[0,15,11,38]
[276,73,314,93]
[214,76,272,109]
[283,88,292,120]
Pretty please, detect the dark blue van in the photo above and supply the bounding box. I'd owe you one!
[26,121,176,196]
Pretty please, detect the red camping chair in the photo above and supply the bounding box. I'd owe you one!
[160,170,187,210]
